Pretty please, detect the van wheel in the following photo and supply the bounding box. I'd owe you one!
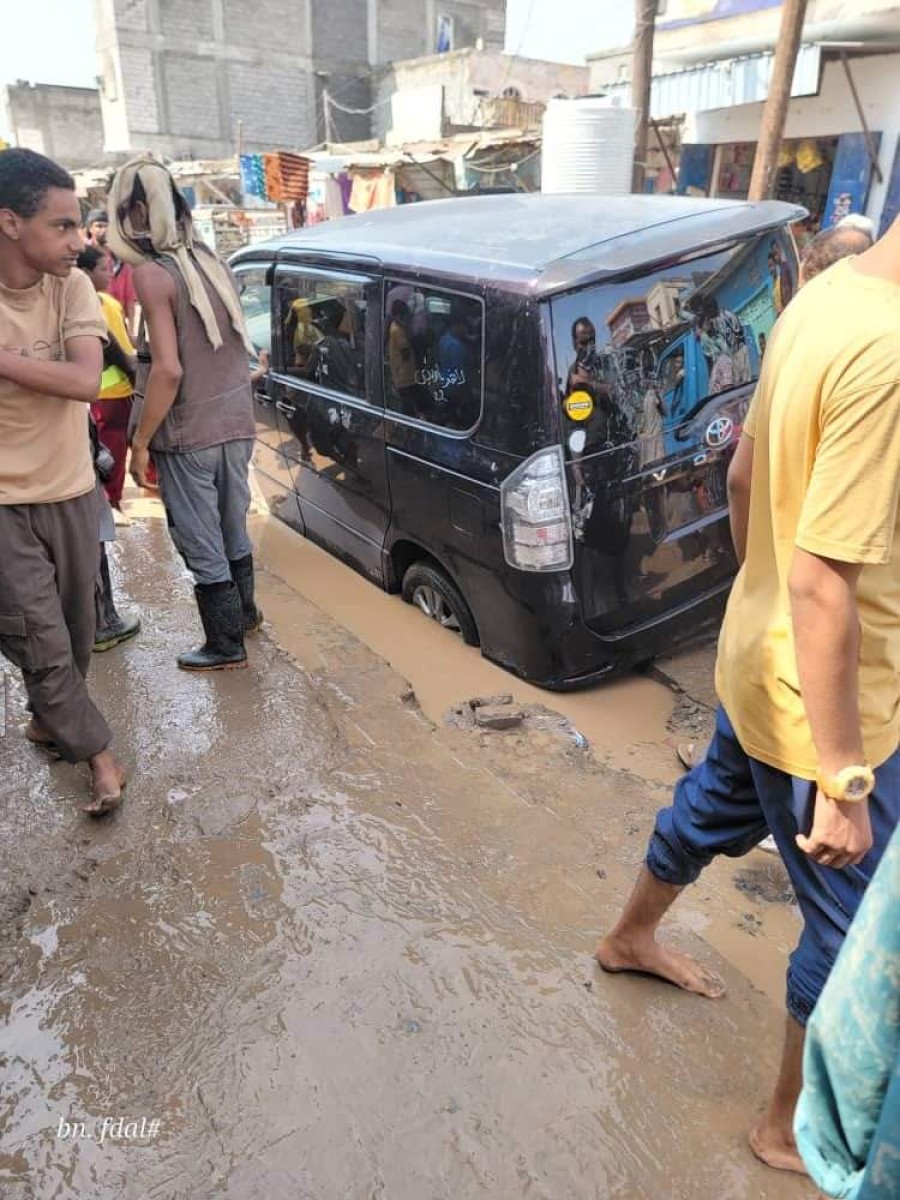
[401,563,479,646]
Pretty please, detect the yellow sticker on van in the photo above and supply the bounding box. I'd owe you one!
[563,390,594,422]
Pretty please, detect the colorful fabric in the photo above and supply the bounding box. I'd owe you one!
[795,825,900,1199]
[263,152,310,203]
[239,154,267,200]
[349,171,397,213]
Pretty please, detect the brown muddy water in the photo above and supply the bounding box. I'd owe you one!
[0,502,810,1200]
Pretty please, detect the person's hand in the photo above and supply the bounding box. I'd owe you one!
[570,367,591,389]
[258,348,270,373]
[130,443,155,490]
[796,790,873,869]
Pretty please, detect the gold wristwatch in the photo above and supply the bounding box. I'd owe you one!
[815,764,875,803]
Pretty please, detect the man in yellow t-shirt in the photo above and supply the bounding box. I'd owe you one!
[0,149,125,814]
[597,237,900,1176]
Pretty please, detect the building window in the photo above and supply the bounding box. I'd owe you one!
[384,282,483,432]
[275,272,371,401]
[501,86,522,100]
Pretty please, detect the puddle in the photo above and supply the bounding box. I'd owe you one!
[251,514,675,776]
[0,510,809,1200]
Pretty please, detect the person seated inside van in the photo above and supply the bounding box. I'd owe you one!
[387,298,430,418]
[303,297,364,396]
[285,296,319,375]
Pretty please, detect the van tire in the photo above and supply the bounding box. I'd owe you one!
[401,563,479,646]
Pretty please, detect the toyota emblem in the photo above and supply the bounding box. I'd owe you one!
[705,415,734,447]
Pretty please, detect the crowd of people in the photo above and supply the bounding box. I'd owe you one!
[0,144,896,1197]
[0,148,259,813]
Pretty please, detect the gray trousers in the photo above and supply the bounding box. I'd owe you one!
[0,491,111,762]
[155,439,254,586]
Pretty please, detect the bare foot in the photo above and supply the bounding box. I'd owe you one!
[83,751,127,817]
[749,1122,809,1176]
[595,933,726,999]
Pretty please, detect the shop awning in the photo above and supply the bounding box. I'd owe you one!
[604,43,822,120]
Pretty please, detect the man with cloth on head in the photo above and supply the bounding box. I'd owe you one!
[108,156,261,671]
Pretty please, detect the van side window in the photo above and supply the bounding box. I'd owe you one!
[383,283,483,431]
[235,267,272,358]
[276,274,369,400]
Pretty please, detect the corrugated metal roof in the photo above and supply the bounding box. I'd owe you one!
[605,42,822,119]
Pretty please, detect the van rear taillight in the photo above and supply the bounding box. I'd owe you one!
[500,447,573,572]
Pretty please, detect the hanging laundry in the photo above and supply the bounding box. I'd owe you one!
[349,170,397,213]
[239,154,266,199]
[323,176,345,220]
[264,152,311,202]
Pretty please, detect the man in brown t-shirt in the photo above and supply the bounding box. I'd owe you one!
[0,148,125,814]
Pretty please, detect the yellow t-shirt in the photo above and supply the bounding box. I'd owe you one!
[0,269,106,505]
[98,290,134,401]
[716,257,900,777]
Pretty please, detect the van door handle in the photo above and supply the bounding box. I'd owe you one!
[254,390,272,406]
[275,400,297,417]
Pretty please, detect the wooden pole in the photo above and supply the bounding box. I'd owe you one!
[747,0,809,201]
[631,0,656,194]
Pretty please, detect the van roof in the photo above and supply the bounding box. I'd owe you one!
[232,194,804,296]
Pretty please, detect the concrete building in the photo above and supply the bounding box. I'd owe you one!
[588,0,900,232]
[375,47,588,144]
[92,0,506,159]
[2,83,105,169]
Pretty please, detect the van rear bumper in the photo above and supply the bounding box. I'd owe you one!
[475,570,728,691]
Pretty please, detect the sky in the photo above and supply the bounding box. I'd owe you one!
[505,0,634,64]
[0,0,634,137]
[0,0,96,137]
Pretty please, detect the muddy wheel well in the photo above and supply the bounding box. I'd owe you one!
[388,540,436,592]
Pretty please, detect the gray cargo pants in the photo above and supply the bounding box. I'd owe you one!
[0,490,111,762]
[154,439,254,586]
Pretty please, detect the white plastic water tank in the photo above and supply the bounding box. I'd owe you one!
[541,97,635,195]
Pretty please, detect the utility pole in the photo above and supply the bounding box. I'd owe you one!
[631,0,657,194]
[748,0,809,201]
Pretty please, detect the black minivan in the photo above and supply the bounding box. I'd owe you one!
[232,194,801,689]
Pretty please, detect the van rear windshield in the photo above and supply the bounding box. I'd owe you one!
[549,229,797,458]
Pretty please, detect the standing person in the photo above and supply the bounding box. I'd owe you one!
[84,208,138,335]
[89,413,141,652]
[77,244,135,510]
[799,224,874,286]
[596,224,900,1175]
[0,148,125,814]
[108,156,260,671]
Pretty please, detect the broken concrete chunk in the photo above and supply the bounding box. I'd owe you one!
[469,694,514,709]
[474,706,524,731]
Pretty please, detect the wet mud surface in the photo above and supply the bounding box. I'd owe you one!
[0,503,809,1199]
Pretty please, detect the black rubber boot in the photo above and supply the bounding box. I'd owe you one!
[177,581,248,671]
[94,543,141,652]
[230,554,263,633]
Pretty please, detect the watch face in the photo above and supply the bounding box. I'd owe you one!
[846,775,870,799]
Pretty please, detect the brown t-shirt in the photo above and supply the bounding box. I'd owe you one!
[0,269,106,505]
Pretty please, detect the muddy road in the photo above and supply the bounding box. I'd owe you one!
[0,503,811,1199]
